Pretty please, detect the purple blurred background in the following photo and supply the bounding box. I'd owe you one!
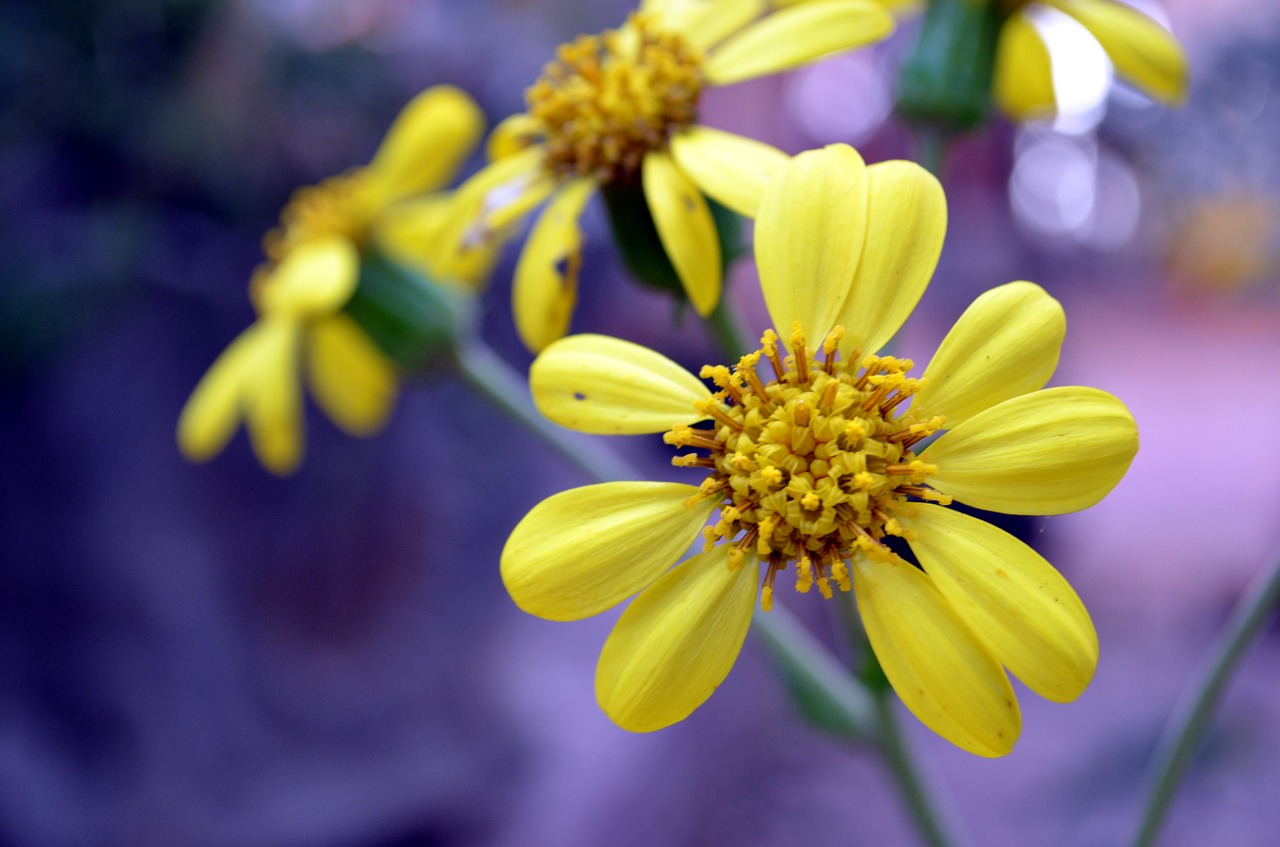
[3,1,1280,845]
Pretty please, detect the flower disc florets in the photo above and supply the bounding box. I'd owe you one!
[665,323,951,609]
[262,170,375,265]
[526,13,703,183]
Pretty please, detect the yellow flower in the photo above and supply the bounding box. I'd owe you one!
[456,0,895,352]
[177,86,487,474]
[501,144,1138,755]
[993,0,1187,120]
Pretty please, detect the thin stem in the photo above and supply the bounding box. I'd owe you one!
[452,340,638,484]
[875,689,965,847]
[1129,542,1280,847]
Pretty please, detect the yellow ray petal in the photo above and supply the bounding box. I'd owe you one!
[376,193,504,291]
[993,12,1057,121]
[447,147,554,256]
[243,318,304,476]
[1046,0,1187,104]
[501,482,717,621]
[925,386,1139,515]
[670,125,787,218]
[703,0,894,86]
[512,179,596,352]
[853,555,1020,757]
[906,504,1098,703]
[531,334,712,434]
[367,85,485,203]
[642,151,721,317]
[832,159,944,359]
[647,0,767,50]
[306,314,398,437]
[258,237,360,319]
[486,113,542,162]
[176,324,262,463]
[756,144,868,338]
[596,545,758,732]
[914,281,1065,427]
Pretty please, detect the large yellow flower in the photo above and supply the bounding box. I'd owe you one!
[993,0,1187,120]
[177,86,488,475]
[455,0,895,352]
[501,144,1138,756]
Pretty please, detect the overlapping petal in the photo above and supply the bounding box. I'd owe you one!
[670,126,787,218]
[643,151,721,317]
[853,556,1021,757]
[513,179,596,352]
[926,386,1139,515]
[993,13,1057,121]
[905,504,1098,702]
[307,314,397,436]
[177,324,262,463]
[367,85,485,203]
[597,546,758,731]
[703,0,894,86]
[756,144,868,338]
[832,160,944,359]
[258,237,360,319]
[243,318,304,476]
[531,334,712,434]
[914,281,1065,427]
[643,0,767,50]
[1046,0,1187,104]
[501,482,717,621]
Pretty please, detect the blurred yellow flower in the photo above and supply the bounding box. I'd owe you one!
[502,144,1139,755]
[994,0,1187,120]
[455,0,895,352]
[177,86,487,475]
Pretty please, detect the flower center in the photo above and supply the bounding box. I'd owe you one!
[262,170,376,265]
[525,13,703,183]
[666,324,951,610]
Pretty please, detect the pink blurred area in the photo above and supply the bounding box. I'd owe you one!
[4,0,1280,846]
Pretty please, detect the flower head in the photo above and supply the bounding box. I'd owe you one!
[994,0,1187,121]
[457,0,895,352]
[178,86,487,474]
[502,144,1139,755]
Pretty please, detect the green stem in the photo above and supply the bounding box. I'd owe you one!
[874,689,964,847]
[912,122,951,181]
[452,340,637,484]
[1129,542,1280,847]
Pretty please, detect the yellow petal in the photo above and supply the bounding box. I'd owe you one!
[367,85,485,203]
[925,386,1139,515]
[1046,0,1187,104]
[486,113,542,161]
[993,13,1058,121]
[670,126,787,218]
[501,482,717,621]
[596,545,758,732]
[914,281,1065,427]
[531,334,712,434]
[703,0,894,86]
[756,144,868,338]
[448,147,554,255]
[853,555,1020,757]
[646,0,767,50]
[258,237,359,319]
[243,318,304,475]
[512,179,596,352]
[905,504,1098,703]
[832,159,944,359]
[376,193,503,291]
[176,324,261,463]
[642,151,721,317]
[306,314,398,437]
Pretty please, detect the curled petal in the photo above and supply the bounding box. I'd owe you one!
[926,386,1139,515]
[915,281,1065,427]
[531,334,712,434]
[258,238,360,319]
[906,504,1098,703]
[501,482,716,621]
[243,318,304,476]
[512,179,596,352]
[703,0,894,86]
[853,556,1021,757]
[597,545,758,732]
[671,126,787,218]
[643,151,721,317]
[994,13,1057,121]
[367,85,485,202]
[177,324,262,463]
[307,314,398,437]
[1046,0,1187,104]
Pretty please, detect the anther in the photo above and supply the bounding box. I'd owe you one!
[789,322,809,383]
[761,329,787,380]
[822,326,845,374]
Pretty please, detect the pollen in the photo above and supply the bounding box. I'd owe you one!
[523,13,703,183]
[667,326,948,606]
